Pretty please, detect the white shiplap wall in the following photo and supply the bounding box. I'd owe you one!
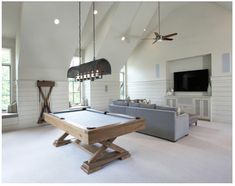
[128,77,232,123]
[90,80,120,111]
[128,80,166,105]
[2,117,19,131]
[2,80,69,131]
[50,81,69,112]
[17,80,39,128]
[211,76,232,123]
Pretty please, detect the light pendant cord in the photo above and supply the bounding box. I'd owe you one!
[79,1,82,64]
[158,2,160,34]
[93,2,96,61]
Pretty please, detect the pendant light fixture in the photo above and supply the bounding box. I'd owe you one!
[67,2,111,82]
[78,1,82,63]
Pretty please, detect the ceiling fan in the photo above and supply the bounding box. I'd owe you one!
[144,2,178,44]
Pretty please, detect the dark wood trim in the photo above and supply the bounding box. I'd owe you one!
[37,80,55,87]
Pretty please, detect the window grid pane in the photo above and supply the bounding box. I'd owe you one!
[120,69,125,99]
[2,65,10,80]
[2,65,11,110]
[2,48,11,64]
[68,80,81,105]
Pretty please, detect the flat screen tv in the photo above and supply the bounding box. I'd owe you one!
[174,69,209,92]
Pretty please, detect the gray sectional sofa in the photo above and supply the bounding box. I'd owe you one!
[109,101,189,142]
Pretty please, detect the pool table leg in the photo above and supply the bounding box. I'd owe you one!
[81,138,130,174]
[53,132,72,147]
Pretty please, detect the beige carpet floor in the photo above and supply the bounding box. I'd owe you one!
[2,120,232,183]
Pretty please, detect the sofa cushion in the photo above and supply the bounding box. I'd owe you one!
[139,103,156,109]
[129,102,140,107]
[112,100,128,106]
[156,105,177,112]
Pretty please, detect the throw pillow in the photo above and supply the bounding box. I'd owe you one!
[176,107,184,115]
[139,103,156,109]
[132,99,147,103]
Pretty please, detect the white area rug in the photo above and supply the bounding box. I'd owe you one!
[2,121,232,183]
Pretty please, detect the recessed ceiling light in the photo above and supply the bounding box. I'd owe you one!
[54,19,60,25]
[121,36,126,41]
[144,28,146,32]
[93,10,98,15]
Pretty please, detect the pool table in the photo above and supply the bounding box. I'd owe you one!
[44,108,145,174]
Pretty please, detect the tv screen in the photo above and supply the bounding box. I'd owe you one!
[174,69,209,92]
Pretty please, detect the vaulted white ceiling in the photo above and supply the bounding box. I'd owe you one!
[3,2,231,40]
[2,1,232,79]
[2,2,22,38]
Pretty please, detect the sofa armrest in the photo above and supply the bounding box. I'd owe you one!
[174,113,189,141]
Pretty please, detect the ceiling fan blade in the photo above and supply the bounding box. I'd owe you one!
[163,38,173,41]
[163,33,178,37]
[152,40,157,44]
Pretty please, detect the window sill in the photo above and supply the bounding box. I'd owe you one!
[69,105,90,110]
[2,113,18,119]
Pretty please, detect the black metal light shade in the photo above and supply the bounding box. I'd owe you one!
[67,3,111,82]
[67,58,111,82]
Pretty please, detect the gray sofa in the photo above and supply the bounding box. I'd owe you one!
[109,103,189,142]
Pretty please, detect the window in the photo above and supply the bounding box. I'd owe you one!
[120,65,126,99]
[69,56,81,106]
[69,79,81,106]
[2,48,11,111]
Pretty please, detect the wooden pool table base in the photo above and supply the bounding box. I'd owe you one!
[53,132,131,174]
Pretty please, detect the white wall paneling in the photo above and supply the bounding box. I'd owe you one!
[2,80,69,131]
[128,80,166,105]
[50,81,69,112]
[90,80,120,111]
[2,117,19,131]
[211,76,232,123]
[17,80,39,128]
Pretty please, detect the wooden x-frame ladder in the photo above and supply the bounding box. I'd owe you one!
[37,80,55,124]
